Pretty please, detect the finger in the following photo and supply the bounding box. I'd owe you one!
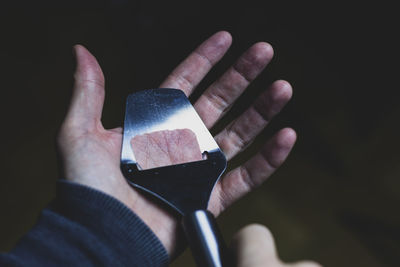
[230,224,280,267]
[215,80,292,160]
[287,261,322,267]
[64,45,105,131]
[208,128,296,214]
[194,42,274,128]
[159,31,232,96]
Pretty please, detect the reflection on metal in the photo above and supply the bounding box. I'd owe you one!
[121,89,219,166]
[121,89,228,266]
[182,210,228,267]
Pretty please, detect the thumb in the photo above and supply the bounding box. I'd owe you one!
[230,224,280,267]
[64,45,105,131]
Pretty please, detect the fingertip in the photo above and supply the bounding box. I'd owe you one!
[73,44,84,52]
[195,31,233,66]
[232,223,275,248]
[236,42,274,80]
[238,224,274,242]
[231,223,279,265]
[252,42,274,61]
[265,81,293,117]
[271,80,293,100]
[264,128,296,168]
[214,30,233,45]
[206,30,233,50]
[278,127,297,148]
[72,44,105,87]
[294,260,323,267]
[72,44,90,61]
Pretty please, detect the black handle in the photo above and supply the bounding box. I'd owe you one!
[182,210,231,267]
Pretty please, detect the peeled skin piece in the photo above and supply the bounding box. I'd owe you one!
[131,129,203,170]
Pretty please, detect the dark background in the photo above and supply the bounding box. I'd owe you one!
[1,1,399,266]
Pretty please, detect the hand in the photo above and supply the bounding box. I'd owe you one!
[231,224,321,267]
[57,31,296,257]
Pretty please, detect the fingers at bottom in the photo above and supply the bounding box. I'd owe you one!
[287,261,322,267]
[230,224,280,267]
[230,224,322,267]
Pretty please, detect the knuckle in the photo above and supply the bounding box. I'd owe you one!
[226,125,247,152]
[206,89,231,113]
[239,165,256,191]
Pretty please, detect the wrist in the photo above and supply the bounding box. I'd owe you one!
[53,179,170,266]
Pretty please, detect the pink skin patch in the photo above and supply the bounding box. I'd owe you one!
[131,129,203,170]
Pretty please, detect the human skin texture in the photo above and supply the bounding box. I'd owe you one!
[231,224,321,267]
[58,31,298,258]
[131,129,203,170]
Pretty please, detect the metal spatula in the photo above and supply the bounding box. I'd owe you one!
[121,88,229,267]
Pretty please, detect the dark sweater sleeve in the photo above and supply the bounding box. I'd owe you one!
[0,180,169,267]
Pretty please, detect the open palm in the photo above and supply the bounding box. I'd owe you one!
[57,31,296,258]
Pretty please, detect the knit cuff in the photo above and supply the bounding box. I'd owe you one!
[53,180,169,266]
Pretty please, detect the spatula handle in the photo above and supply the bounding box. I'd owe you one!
[182,210,231,267]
